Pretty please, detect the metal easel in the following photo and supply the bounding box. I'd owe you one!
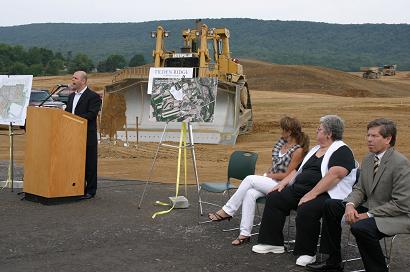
[1,122,24,191]
[137,122,201,214]
[1,74,32,191]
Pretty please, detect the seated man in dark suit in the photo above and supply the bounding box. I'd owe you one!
[306,118,410,272]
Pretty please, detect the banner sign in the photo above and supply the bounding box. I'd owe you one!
[147,67,193,95]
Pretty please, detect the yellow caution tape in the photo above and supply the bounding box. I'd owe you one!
[184,128,188,198]
[155,201,171,206]
[152,122,187,218]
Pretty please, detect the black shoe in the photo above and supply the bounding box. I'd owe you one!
[306,260,343,271]
[80,193,95,200]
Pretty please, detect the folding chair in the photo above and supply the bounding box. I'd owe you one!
[248,204,298,252]
[221,195,266,233]
[343,231,397,272]
[341,166,396,271]
[198,150,258,221]
[284,210,297,252]
[282,210,322,253]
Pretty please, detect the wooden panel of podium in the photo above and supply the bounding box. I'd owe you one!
[24,106,87,198]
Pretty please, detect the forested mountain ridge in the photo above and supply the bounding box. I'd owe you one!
[1,18,409,71]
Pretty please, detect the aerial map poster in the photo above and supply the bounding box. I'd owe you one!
[0,75,33,126]
[148,68,217,123]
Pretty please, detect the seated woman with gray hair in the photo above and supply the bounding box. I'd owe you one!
[251,115,358,268]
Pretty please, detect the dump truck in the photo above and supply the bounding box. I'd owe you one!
[360,67,382,79]
[382,64,397,76]
[101,21,252,144]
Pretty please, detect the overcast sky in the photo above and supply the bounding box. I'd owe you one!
[1,0,409,27]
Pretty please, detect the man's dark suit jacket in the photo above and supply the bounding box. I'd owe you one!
[65,87,101,195]
[65,88,102,146]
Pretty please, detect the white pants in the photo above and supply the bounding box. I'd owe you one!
[222,175,278,237]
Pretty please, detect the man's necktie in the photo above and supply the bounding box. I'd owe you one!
[374,155,380,177]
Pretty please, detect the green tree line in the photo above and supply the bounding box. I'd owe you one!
[0,19,409,71]
[0,43,146,76]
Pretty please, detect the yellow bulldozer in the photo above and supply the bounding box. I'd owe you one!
[101,20,252,144]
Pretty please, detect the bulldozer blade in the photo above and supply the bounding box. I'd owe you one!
[102,79,251,144]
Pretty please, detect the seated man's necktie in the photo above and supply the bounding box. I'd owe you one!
[374,155,380,177]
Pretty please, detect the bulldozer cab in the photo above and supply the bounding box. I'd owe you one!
[155,24,241,80]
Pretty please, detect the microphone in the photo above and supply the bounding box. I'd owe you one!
[38,84,68,107]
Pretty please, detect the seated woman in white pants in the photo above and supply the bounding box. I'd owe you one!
[208,116,309,245]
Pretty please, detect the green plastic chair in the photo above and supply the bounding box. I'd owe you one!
[198,150,258,218]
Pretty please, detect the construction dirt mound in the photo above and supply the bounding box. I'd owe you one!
[31,60,410,98]
[243,59,410,97]
[6,62,409,184]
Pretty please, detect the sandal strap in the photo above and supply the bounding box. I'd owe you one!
[232,236,250,245]
[208,211,230,221]
[214,212,224,220]
[208,212,222,221]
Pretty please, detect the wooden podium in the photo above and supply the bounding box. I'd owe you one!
[24,107,87,198]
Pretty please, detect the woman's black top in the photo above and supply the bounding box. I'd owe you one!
[291,145,355,197]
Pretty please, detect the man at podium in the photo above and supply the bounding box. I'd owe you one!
[65,71,102,199]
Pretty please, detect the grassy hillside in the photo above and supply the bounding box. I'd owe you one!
[1,18,409,71]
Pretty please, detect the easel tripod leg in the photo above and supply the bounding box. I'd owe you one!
[1,123,15,191]
[137,122,168,208]
[187,122,203,217]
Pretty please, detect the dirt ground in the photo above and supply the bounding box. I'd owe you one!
[1,181,409,272]
[1,62,410,272]
[2,62,410,184]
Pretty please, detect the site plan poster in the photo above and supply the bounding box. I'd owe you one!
[0,75,33,126]
[148,68,217,123]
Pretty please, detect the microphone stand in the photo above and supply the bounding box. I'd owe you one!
[38,85,66,107]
